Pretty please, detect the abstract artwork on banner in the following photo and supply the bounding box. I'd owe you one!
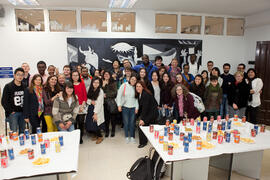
[67,38,202,76]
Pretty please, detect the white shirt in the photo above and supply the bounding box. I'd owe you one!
[248,78,263,107]
[151,81,160,105]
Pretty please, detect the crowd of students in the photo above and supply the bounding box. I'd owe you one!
[1,55,263,148]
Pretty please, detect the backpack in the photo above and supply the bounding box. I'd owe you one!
[189,92,205,113]
[127,148,166,180]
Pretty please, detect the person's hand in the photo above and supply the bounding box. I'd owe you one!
[91,101,96,106]
[139,120,145,126]
[93,113,98,122]
[24,118,29,123]
[79,105,84,113]
[250,89,255,94]
[168,106,173,110]
[180,49,187,57]
[104,94,107,98]
[196,50,202,58]
[59,123,66,130]
[112,73,117,80]
[55,68,59,75]
[65,121,72,128]
[233,103,238,110]
[11,112,15,115]
[118,106,122,112]
[135,109,138,114]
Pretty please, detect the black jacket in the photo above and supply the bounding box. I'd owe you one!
[227,80,250,108]
[138,90,159,125]
[1,80,25,117]
[23,87,40,120]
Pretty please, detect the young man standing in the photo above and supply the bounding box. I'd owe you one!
[133,54,158,81]
[2,68,26,134]
[237,63,248,79]
[81,67,91,92]
[207,61,214,76]
[29,61,49,85]
[63,65,71,82]
[220,63,235,118]
[21,62,31,87]
[154,56,164,69]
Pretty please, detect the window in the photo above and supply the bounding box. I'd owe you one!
[49,10,77,32]
[15,9,44,31]
[155,14,177,33]
[205,16,224,35]
[111,12,135,32]
[181,15,201,34]
[81,11,107,32]
[227,18,244,36]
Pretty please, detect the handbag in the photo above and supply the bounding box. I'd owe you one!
[106,98,118,114]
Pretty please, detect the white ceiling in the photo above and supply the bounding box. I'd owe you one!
[1,0,270,16]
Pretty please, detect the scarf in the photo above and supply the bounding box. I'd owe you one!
[178,94,184,117]
[34,86,44,117]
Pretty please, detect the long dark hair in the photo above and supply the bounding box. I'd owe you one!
[87,77,102,101]
[247,68,257,81]
[139,67,149,82]
[193,75,204,87]
[29,74,43,93]
[62,81,77,102]
[151,70,160,82]
[44,75,61,95]
[201,70,209,84]
[71,70,82,83]
[102,71,114,85]
[160,72,173,90]
[135,80,152,98]
[211,67,221,77]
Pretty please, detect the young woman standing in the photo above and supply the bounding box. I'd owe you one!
[86,77,105,144]
[71,70,87,144]
[52,82,79,132]
[24,74,47,133]
[43,75,61,132]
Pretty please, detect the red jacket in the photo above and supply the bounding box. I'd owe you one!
[74,82,87,105]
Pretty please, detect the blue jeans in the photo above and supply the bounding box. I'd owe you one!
[57,124,75,132]
[122,107,135,138]
[220,94,228,118]
[6,112,25,134]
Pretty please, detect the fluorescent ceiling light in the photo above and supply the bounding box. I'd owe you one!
[109,0,138,8]
[8,0,39,6]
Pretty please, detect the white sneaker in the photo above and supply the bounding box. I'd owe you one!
[130,137,136,144]
[125,137,130,144]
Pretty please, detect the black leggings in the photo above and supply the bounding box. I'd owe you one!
[75,114,86,140]
[30,113,47,133]
[104,104,116,134]
[247,106,259,124]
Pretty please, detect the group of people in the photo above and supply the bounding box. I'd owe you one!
[1,55,263,148]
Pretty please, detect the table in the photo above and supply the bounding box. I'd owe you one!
[140,119,270,180]
[0,130,80,180]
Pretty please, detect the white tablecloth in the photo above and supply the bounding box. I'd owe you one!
[141,119,270,162]
[0,130,80,180]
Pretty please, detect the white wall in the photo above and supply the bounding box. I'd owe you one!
[244,10,270,68]
[0,6,246,88]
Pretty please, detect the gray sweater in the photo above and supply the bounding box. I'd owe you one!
[52,96,79,126]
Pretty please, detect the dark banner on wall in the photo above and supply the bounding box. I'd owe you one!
[67,38,202,75]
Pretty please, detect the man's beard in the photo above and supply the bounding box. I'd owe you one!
[143,61,150,66]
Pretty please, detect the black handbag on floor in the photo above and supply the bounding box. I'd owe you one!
[126,156,153,180]
[127,148,166,180]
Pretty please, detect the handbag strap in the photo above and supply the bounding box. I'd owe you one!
[123,84,127,96]
[126,157,147,179]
